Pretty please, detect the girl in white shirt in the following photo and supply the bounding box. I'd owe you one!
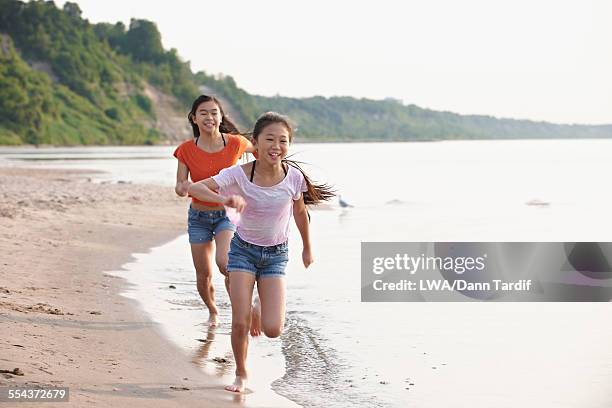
[188,112,334,393]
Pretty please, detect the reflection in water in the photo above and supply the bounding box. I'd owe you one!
[192,324,235,377]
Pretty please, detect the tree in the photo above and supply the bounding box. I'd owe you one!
[123,19,164,62]
[62,2,82,19]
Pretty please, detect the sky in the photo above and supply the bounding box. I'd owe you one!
[53,0,612,125]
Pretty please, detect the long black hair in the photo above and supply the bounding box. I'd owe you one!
[252,112,335,205]
[187,95,241,138]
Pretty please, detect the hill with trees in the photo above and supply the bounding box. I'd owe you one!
[0,0,610,145]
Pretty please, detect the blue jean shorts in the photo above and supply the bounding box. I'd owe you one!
[187,206,236,244]
[227,234,288,278]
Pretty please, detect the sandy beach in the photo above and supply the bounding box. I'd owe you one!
[0,166,254,407]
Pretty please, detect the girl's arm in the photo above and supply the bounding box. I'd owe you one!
[188,178,247,212]
[245,138,256,154]
[244,137,258,159]
[293,196,313,268]
[175,161,190,197]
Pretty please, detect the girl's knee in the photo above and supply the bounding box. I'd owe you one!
[215,256,228,273]
[232,319,250,336]
[262,324,283,338]
[196,275,212,289]
[195,266,213,279]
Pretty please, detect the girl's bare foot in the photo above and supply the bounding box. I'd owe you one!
[250,296,261,336]
[225,375,247,393]
[208,312,219,327]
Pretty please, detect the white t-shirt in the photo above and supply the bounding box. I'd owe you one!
[213,163,307,246]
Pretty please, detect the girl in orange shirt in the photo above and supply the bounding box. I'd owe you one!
[174,95,254,327]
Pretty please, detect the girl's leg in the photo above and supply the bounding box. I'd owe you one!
[226,271,256,393]
[190,242,218,326]
[216,229,261,336]
[214,229,234,294]
[256,277,286,338]
[250,295,262,337]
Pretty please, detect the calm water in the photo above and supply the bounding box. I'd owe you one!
[3,140,612,408]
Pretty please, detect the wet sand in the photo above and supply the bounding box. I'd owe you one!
[0,166,258,407]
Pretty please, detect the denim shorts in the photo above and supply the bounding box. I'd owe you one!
[187,206,236,244]
[227,234,288,278]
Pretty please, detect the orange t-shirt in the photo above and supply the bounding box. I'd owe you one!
[173,134,249,206]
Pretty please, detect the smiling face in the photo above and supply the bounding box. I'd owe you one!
[191,100,222,134]
[254,122,290,165]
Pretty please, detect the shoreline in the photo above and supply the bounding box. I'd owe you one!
[110,234,300,408]
[0,166,275,407]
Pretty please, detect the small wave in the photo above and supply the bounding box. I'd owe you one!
[165,298,203,308]
[272,315,387,408]
[385,199,407,206]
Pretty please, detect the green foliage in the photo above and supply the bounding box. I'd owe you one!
[0,128,22,145]
[93,17,199,104]
[192,72,612,141]
[122,19,165,63]
[0,34,57,144]
[0,0,199,144]
[244,95,612,141]
[134,93,153,114]
[104,107,120,120]
[0,31,155,145]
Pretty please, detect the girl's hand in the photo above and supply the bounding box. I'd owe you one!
[176,180,191,197]
[223,195,247,213]
[302,247,314,269]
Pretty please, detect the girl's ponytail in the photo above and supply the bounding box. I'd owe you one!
[283,158,335,205]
